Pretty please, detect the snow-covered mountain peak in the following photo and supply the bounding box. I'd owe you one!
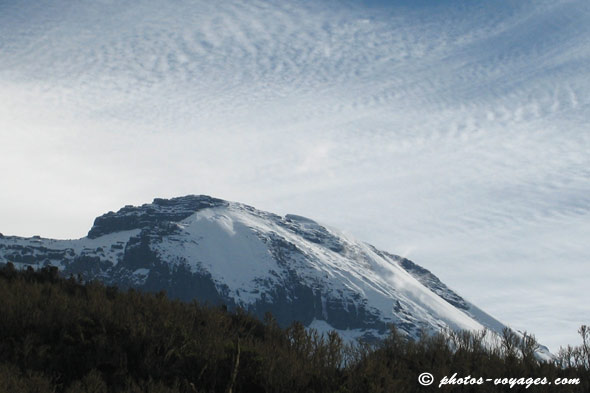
[0,195,552,358]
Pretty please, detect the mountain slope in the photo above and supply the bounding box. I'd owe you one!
[0,195,548,356]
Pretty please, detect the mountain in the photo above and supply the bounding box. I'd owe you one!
[0,195,551,356]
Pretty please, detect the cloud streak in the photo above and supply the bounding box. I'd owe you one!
[1,0,589,351]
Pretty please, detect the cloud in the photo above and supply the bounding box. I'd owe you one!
[1,0,589,351]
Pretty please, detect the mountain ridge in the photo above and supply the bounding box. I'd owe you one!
[0,194,551,358]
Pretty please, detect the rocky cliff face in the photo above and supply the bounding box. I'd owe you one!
[0,195,528,345]
[87,195,228,239]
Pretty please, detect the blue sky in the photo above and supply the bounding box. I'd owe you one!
[1,0,589,351]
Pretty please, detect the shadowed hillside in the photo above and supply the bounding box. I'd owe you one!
[0,263,587,393]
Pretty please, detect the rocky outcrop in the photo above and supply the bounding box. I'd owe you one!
[88,195,227,238]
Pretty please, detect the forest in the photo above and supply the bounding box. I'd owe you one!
[0,263,588,393]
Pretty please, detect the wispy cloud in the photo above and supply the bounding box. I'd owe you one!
[1,0,589,351]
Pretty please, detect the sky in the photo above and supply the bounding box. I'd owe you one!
[1,0,589,352]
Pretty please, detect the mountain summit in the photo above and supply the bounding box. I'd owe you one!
[0,195,548,353]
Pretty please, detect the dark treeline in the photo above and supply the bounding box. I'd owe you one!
[0,263,588,393]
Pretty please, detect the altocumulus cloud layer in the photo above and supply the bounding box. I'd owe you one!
[1,0,589,351]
